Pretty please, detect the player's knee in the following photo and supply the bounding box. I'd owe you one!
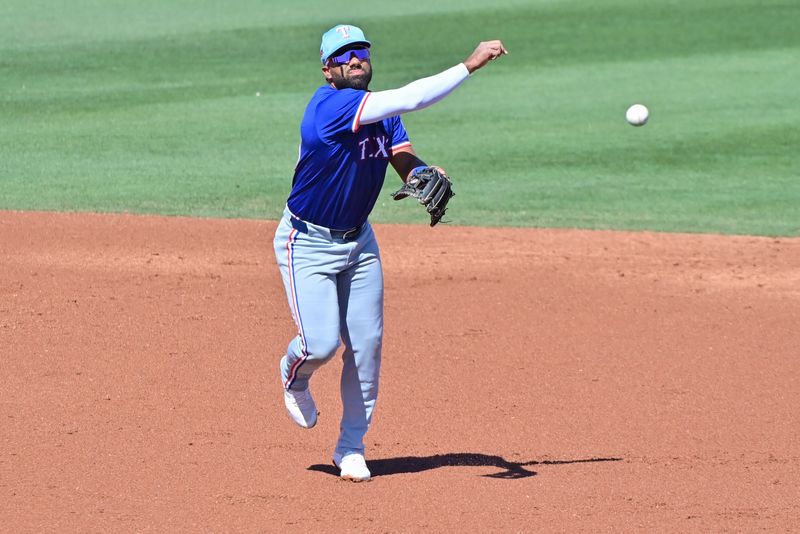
[304,336,340,363]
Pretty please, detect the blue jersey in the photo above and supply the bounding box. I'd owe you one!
[287,86,411,230]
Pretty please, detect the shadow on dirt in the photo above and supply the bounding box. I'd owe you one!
[308,453,623,479]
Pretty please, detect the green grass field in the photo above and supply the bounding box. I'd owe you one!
[2,0,798,235]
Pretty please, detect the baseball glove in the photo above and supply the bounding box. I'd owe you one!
[390,166,455,227]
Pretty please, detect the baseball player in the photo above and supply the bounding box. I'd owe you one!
[273,24,507,482]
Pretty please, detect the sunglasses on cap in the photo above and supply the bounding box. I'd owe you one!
[326,47,370,67]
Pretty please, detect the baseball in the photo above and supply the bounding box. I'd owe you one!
[626,104,649,126]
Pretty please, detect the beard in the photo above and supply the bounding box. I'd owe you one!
[330,66,372,90]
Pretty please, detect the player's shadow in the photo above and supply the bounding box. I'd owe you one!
[308,453,622,480]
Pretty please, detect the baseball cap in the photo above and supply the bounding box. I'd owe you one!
[320,24,371,64]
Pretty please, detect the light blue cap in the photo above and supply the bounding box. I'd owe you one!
[320,24,371,63]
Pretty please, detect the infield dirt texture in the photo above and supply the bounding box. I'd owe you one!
[3,212,799,531]
[2,0,799,531]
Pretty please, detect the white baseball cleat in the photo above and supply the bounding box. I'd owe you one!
[333,451,371,482]
[283,387,317,429]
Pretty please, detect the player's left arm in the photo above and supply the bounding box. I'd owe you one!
[390,146,427,183]
[389,148,455,227]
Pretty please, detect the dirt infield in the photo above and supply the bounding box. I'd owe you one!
[2,210,799,532]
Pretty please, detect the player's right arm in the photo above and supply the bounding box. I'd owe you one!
[358,40,508,126]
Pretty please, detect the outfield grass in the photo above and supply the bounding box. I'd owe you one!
[1,0,798,235]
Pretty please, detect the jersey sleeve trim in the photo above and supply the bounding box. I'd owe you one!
[391,141,412,152]
[351,92,371,133]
